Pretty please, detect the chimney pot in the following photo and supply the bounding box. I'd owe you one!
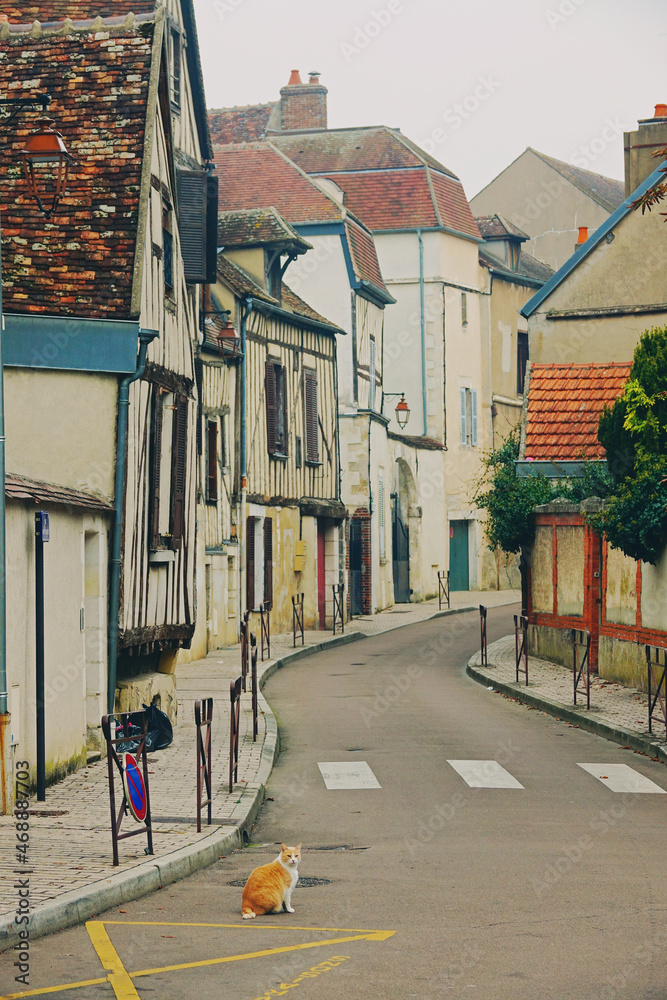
[288,69,302,85]
[308,71,321,84]
[577,226,588,244]
[654,103,667,119]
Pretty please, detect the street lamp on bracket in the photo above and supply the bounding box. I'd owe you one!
[0,96,72,804]
[381,391,411,430]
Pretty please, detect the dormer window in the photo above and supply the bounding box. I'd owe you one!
[267,252,283,300]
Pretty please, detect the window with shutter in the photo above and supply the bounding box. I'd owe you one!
[163,202,173,293]
[303,368,319,463]
[471,390,478,447]
[169,25,181,109]
[246,516,256,610]
[263,517,273,609]
[170,394,188,549]
[459,387,467,447]
[517,331,529,395]
[149,387,164,551]
[369,338,376,410]
[266,359,288,457]
[206,419,218,503]
[194,357,203,456]
[265,359,277,454]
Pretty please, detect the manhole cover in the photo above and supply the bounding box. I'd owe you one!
[29,809,69,817]
[227,877,332,888]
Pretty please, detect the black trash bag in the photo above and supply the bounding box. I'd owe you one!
[114,721,143,755]
[143,702,173,752]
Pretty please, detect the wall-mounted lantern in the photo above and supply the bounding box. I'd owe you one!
[21,116,72,218]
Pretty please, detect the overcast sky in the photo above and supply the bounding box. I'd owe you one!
[193,0,667,199]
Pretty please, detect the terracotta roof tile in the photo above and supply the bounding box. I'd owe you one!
[209,103,278,145]
[525,362,632,461]
[6,472,113,510]
[213,142,341,224]
[213,142,390,296]
[1,2,149,19]
[0,21,152,317]
[218,207,311,251]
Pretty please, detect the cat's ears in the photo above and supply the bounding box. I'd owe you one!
[297,843,301,851]
[281,843,287,852]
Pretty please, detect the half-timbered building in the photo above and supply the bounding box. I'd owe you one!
[204,208,346,638]
[0,1,215,797]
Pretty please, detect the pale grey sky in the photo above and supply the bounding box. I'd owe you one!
[193,0,667,199]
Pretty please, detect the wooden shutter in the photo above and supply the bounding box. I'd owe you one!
[368,338,376,410]
[194,356,203,455]
[177,170,207,283]
[265,359,277,454]
[206,419,218,502]
[149,387,164,550]
[170,394,188,549]
[460,388,467,446]
[246,516,256,610]
[304,368,319,463]
[205,174,219,284]
[471,390,478,447]
[263,517,273,609]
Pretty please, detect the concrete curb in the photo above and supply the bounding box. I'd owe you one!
[466,660,667,766]
[0,605,489,951]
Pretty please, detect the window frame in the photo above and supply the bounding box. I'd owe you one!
[303,366,320,465]
[266,358,288,458]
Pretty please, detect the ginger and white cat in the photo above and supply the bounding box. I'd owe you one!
[241,843,301,919]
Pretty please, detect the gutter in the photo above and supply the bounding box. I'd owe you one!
[246,297,346,337]
[107,330,159,714]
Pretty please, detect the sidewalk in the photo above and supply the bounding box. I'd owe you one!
[468,635,667,764]
[0,589,518,951]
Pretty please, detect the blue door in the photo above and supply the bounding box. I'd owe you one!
[449,520,469,591]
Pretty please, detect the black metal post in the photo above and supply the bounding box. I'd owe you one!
[34,511,48,800]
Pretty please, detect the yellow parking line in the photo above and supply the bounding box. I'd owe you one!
[86,922,141,1000]
[0,976,107,999]
[0,924,396,999]
[103,921,391,933]
[129,931,394,978]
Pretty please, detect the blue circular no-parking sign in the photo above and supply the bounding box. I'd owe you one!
[122,753,148,823]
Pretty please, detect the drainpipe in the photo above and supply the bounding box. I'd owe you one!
[239,298,251,627]
[107,329,159,714]
[417,229,427,435]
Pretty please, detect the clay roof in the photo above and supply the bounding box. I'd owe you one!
[0,18,153,317]
[218,208,311,252]
[216,255,276,305]
[525,362,631,461]
[476,214,529,241]
[6,472,113,510]
[273,126,458,176]
[272,127,480,238]
[530,148,625,214]
[209,103,279,145]
[214,142,342,224]
[213,142,390,296]
[479,248,554,285]
[1,2,146,18]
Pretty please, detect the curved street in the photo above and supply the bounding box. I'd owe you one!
[3,604,666,1000]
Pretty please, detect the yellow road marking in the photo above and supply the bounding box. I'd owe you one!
[103,921,392,933]
[86,922,141,1000]
[128,930,395,978]
[0,923,395,999]
[0,976,107,999]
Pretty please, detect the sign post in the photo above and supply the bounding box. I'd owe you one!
[34,510,49,801]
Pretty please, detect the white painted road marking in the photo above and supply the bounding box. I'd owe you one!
[447,760,524,789]
[318,761,381,789]
[578,763,666,794]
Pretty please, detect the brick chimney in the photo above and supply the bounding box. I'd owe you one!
[279,69,327,131]
[624,103,667,197]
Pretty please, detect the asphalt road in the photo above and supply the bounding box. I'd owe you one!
[3,603,667,1000]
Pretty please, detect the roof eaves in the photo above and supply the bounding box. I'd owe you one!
[521,158,667,318]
